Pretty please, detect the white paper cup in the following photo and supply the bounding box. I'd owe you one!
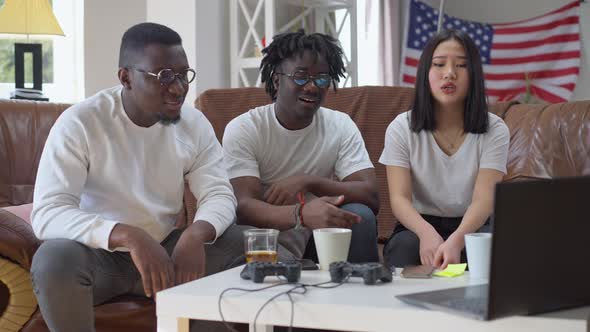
[465,233,492,280]
[313,228,352,270]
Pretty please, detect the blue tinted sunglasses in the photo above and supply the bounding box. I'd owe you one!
[276,71,331,88]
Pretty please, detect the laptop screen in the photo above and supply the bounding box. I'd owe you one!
[489,176,590,318]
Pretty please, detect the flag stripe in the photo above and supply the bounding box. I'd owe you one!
[537,82,575,98]
[403,74,416,85]
[530,85,568,103]
[491,41,579,58]
[490,51,580,65]
[560,83,576,91]
[494,16,578,34]
[485,67,579,80]
[493,6,578,29]
[493,1,579,27]
[492,33,579,50]
[486,84,574,104]
[483,58,580,74]
[492,23,579,43]
[405,57,419,67]
[487,87,526,97]
[486,75,578,89]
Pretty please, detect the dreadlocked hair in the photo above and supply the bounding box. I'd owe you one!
[260,29,346,101]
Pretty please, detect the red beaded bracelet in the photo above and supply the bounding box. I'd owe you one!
[297,192,305,227]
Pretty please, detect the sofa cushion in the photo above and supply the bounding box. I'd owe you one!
[0,100,71,207]
[2,203,33,224]
[0,209,40,270]
[502,101,590,180]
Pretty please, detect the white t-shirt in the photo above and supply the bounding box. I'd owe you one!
[223,103,374,257]
[379,111,509,217]
[32,86,237,250]
[223,104,373,185]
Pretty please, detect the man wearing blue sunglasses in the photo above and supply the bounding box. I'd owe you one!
[223,30,380,264]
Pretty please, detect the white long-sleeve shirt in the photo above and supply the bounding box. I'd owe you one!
[32,86,236,250]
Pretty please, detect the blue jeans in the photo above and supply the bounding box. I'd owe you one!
[303,203,380,263]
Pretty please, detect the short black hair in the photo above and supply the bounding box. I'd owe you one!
[119,22,182,68]
[260,29,346,101]
[411,29,489,134]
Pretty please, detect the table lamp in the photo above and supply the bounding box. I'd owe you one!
[0,0,64,101]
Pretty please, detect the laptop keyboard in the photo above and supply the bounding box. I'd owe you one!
[439,297,488,316]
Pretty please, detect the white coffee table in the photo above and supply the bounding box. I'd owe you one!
[156,266,589,332]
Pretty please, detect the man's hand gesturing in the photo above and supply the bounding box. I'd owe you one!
[264,175,309,206]
[301,195,361,229]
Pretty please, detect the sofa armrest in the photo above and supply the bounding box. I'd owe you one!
[0,209,41,270]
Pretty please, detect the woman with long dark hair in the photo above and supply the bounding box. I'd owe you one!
[380,29,510,269]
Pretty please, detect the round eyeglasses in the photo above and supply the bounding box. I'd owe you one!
[276,71,331,88]
[134,68,196,85]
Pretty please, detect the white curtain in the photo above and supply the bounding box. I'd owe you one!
[373,0,403,86]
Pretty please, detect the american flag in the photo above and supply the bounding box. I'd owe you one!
[400,0,581,103]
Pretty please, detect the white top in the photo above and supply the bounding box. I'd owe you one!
[379,111,509,217]
[222,104,373,257]
[32,86,237,250]
[223,104,373,184]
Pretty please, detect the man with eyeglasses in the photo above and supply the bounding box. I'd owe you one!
[30,22,246,332]
[223,30,380,265]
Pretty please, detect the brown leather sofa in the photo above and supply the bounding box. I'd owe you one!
[1,87,589,331]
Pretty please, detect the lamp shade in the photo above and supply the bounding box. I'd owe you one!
[0,0,64,36]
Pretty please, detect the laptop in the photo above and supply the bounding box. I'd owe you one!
[397,176,590,320]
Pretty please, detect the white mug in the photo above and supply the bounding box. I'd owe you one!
[313,228,352,270]
[464,233,492,280]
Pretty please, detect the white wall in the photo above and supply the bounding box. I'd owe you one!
[84,0,146,97]
[146,0,197,105]
[194,1,230,97]
[421,0,590,100]
[83,0,225,103]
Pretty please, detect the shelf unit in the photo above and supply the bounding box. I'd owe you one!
[230,0,357,88]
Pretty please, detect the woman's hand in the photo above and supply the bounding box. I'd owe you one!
[418,229,444,267]
[433,235,464,269]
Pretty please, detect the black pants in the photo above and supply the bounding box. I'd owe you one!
[382,214,492,269]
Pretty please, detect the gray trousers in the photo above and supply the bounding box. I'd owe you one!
[31,223,251,332]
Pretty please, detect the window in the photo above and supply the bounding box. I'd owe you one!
[0,0,84,102]
[335,0,381,87]
[0,39,55,84]
[0,0,55,85]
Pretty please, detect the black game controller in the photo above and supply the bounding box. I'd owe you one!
[240,262,302,283]
[329,261,393,285]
